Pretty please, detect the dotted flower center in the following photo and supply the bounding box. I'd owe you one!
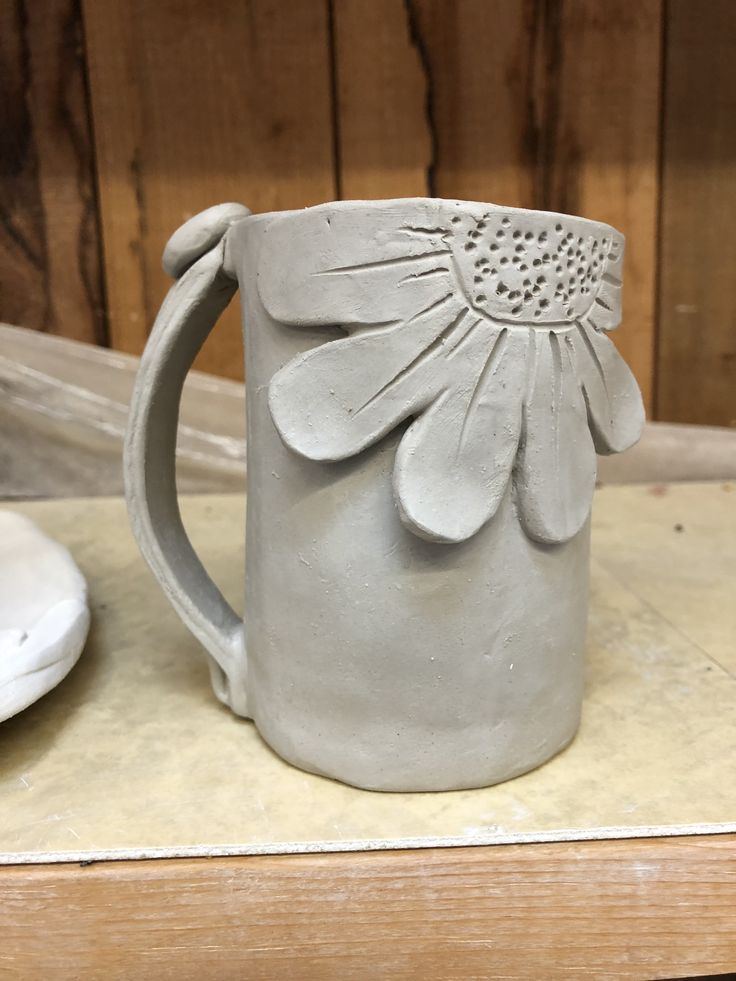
[449,211,621,326]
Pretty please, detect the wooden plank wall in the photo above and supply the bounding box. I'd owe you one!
[1,0,734,425]
[0,0,105,346]
[657,0,736,426]
[82,0,336,376]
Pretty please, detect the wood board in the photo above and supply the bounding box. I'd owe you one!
[3,834,736,980]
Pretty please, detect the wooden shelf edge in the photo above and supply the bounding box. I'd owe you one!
[3,833,736,979]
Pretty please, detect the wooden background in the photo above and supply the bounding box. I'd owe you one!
[1,0,734,425]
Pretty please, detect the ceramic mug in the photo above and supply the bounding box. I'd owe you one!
[124,198,644,792]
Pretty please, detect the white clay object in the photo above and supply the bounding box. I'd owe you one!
[0,511,89,722]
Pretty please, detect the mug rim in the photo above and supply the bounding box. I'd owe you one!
[239,197,621,237]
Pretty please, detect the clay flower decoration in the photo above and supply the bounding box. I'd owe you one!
[259,201,644,545]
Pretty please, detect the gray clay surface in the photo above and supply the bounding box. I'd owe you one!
[125,199,644,791]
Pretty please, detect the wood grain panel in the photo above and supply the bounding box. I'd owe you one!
[334,1,537,205]
[4,836,736,979]
[536,0,662,414]
[331,0,431,199]
[657,0,736,426]
[0,0,105,343]
[82,0,335,378]
[332,1,661,411]
[406,0,539,206]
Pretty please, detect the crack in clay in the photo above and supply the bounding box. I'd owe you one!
[398,266,450,286]
[401,225,449,237]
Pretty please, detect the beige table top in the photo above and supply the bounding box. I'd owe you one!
[1,483,734,864]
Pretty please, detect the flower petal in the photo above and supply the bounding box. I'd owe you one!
[268,294,468,460]
[569,323,645,454]
[258,201,455,327]
[582,232,624,332]
[516,330,597,544]
[394,325,527,543]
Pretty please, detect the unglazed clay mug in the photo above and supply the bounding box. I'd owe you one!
[124,198,644,792]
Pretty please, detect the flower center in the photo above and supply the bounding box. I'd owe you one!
[449,211,614,327]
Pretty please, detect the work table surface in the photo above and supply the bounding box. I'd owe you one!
[2,484,735,979]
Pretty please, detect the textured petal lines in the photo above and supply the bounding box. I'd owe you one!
[583,273,622,332]
[312,250,451,277]
[583,232,624,332]
[394,325,528,544]
[268,294,467,461]
[259,202,639,546]
[257,203,455,327]
[570,323,645,454]
[516,330,597,545]
[355,303,467,415]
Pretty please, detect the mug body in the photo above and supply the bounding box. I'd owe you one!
[229,200,602,791]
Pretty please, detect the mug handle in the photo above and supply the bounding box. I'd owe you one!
[124,204,251,717]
